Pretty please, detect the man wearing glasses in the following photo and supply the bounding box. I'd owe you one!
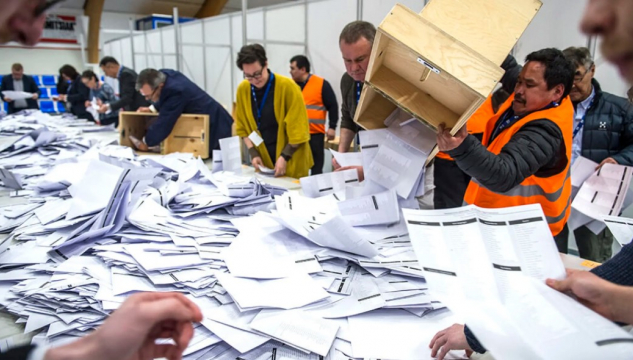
[234,44,312,178]
[562,46,633,262]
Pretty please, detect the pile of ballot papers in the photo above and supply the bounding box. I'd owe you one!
[1,109,631,360]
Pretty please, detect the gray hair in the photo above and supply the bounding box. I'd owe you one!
[562,46,594,70]
[339,21,376,46]
[136,69,166,91]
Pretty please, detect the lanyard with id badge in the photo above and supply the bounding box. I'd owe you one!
[248,72,275,147]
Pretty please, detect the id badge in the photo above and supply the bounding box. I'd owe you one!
[248,131,264,147]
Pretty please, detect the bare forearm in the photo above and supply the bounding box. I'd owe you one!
[612,285,633,324]
[338,128,355,153]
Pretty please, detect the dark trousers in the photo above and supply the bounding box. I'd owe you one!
[433,158,472,209]
[309,133,324,175]
[555,224,569,254]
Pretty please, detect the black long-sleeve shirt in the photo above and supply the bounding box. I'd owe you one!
[297,76,339,130]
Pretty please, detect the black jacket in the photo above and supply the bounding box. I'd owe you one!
[339,73,360,133]
[66,77,94,122]
[147,69,233,151]
[0,75,41,114]
[109,66,150,112]
[580,79,633,165]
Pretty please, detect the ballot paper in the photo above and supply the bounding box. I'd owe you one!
[365,131,426,199]
[603,215,633,246]
[0,167,23,189]
[1,91,34,100]
[337,189,399,226]
[219,136,242,174]
[211,150,223,172]
[300,169,359,198]
[405,204,633,360]
[571,156,599,188]
[329,149,362,168]
[571,163,633,233]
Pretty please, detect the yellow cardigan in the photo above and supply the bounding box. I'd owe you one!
[235,73,313,179]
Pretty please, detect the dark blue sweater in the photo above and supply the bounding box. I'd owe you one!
[146,69,233,151]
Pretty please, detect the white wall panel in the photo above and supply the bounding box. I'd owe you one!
[204,17,231,45]
[181,21,204,44]
[161,28,176,53]
[110,41,122,64]
[148,55,163,69]
[266,44,305,78]
[145,30,162,54]
[247,10,265,41]
[164,55,178,70]
[133,34,146,54]
[134,54,147,72]
[206,47,233,110]
[307,0,357,118]
[265,5,305,43]
[182,45,206,91]
[232,15,245,94]
[120,37,133,69]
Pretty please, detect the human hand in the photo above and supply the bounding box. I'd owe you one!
[275,156,287,177]
[129,135,149,152]
[96,98,103,106]
[327,128,336,141]
[546,269,619,321]
[98,104,109,114]
[251,156,264,171]
[137,107,152,113]
[32,93,39,100]
[429,324,473,360]
[332,157,341,170]
[336,165,364,182]
[85,100,91,108]
[4,97,12,102]
[596,157,617,170]
[436,123,468,152]
[44,292,202,360]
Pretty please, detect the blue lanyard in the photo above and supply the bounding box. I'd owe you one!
[573,98,595,139]
[251,72,275,128]
[355,81,362,104]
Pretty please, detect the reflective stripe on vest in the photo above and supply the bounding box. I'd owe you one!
[463,93,574,236]
[436,95,496,161]
[302,75,327,135]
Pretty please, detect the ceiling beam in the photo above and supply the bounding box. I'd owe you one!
[195,0,230,18]
[84,0,105,64]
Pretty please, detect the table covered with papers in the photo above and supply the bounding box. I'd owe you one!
[0,109,632,360]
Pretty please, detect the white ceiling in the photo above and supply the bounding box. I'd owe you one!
[58,0,299,17]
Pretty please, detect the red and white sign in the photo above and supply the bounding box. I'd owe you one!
[41,15,78,44]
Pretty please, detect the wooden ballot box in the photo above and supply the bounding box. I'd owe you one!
[354,0,542,161]
[119,112,210,159]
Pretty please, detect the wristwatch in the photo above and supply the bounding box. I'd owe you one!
[281,153,292,162]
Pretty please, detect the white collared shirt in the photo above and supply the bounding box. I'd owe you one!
[571,87,596,165]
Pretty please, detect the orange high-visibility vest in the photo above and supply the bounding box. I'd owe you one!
[463,94,574,236]
[436,95,497,161]
[301,75,327,135]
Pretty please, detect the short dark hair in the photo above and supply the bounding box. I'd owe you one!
[136,68,166,91]
[11,63,23,71]
[339,21,376,45]
[525,48,575,100]
[99,56,119,67]
[81,70,98,82]
[236,44,267,70]
[290,55,310,73]
[562,46,594,70]
[59,64,79,80]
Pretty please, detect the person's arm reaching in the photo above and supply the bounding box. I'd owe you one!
[144,91,185,147]
[322,80,339,140]
[66,81,90,104]
[108,72,134,112]
[444,120,564,193]
[42,292,202,360]
[243,136,264,170]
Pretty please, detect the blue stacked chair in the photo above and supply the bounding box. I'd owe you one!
[33,76,41,86]
[49,88,58,97]
[56,102,66,113]
[42,75,56,86]
[40,101,55,113]
[2,102,7,113]
[39,88,49,99]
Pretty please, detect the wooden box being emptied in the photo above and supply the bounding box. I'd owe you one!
[119,112,210,159]
[355,0,542,160]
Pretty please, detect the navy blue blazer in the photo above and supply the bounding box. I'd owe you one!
[146,69,233,151]
[0,75,41,114]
